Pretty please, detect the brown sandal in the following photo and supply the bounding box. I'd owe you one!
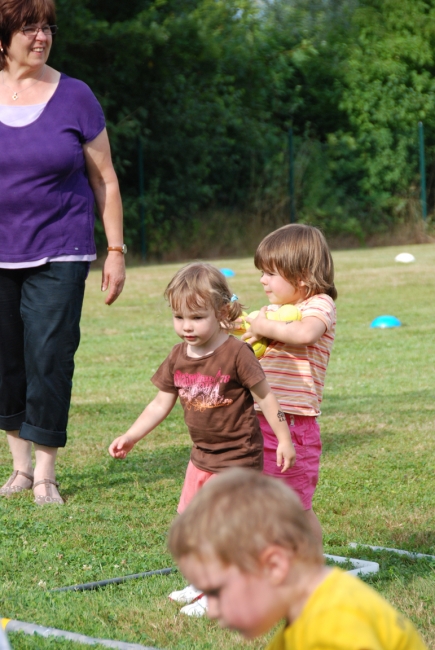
[33,479,64,506]
[0,470,33,497]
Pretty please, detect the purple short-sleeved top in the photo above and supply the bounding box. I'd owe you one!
[0,73,106,264]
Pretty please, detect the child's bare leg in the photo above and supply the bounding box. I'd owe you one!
[305,508,322,546]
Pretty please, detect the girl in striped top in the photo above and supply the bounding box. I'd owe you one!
[244,224,337,543]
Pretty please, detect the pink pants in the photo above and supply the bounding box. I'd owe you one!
[177,461,215,514]
[257,412,321,510]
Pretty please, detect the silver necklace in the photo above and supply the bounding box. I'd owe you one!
[1,65,46,101]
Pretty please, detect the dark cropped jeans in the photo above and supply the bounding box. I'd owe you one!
[0,262,87,447]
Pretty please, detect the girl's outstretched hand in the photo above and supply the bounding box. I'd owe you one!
[277,440,296,472]
[109,434,135,459]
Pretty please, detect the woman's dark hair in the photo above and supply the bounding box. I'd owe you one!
[0,0,56,69]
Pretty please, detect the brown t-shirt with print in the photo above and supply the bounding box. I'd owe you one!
[152,336,265,473]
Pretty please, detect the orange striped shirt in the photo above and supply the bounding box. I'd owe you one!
[256,294,336,416]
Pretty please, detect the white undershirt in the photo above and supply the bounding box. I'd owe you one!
[0,102,97,268]
[0,102,47,126]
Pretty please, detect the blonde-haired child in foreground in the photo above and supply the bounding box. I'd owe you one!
[109,262,296,615]
[244,224,337,544]
[168,468,428,650]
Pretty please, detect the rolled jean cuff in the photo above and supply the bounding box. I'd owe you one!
[0,411,26,431]
[19,422,66,448]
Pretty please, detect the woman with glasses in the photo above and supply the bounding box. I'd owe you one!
[0,0,126,505]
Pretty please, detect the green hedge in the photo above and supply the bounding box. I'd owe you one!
[50,0,434,255]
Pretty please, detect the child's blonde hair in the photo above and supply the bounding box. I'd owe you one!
[255,224,337,300]
[164,262,243,328]
[168,468,324,572]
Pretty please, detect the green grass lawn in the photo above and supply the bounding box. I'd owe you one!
[1,244,435,649]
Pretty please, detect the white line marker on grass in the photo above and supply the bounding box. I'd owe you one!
[0,622,12,650]
[0,619,159,650]
[349,544,435,561]
[324,554,380,576]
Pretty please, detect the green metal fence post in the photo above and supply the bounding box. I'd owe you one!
[418,121,427,221]
[288,128,296,223]
[138,138,146,260]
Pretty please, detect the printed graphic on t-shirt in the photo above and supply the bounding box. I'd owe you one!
[174,369,233,412]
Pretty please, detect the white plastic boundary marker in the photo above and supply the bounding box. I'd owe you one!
[0,624,12,650]
[324,554,379,576]
[349,544,435,561]
[1,619,159,650]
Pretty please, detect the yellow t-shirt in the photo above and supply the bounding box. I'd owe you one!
[266,568,427,650]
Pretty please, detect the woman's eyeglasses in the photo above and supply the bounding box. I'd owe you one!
[20,25,58,37]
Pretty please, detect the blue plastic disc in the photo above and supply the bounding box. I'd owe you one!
[370,315,401,329]
[220,268,235,278]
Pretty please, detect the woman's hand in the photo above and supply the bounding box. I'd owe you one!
[102,253,126,305]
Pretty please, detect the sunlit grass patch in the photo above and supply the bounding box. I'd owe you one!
[1,244,435,649]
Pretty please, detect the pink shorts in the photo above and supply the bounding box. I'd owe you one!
[257,412,321,510]
[177,460,215,514]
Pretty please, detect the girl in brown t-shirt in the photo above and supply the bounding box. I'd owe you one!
[109,262,296,616]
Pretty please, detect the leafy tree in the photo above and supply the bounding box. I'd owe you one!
[49,0,435,255]
[336,0,435,212]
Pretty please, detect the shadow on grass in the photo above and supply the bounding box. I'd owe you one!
[69,400,400,462]
[75,392,435,422]
[59,446,191,499]
[323,390,435,417]
[68,402,183,428]
[321,427,393,456]
[388,530,435,555]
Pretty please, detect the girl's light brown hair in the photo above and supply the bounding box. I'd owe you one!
[168,468,324,572]
[164,262,243,328]
[255,224,337,300]
[0,0,56,69]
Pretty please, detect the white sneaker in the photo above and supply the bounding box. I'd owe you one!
[168,584,203,604]
[180,595,208,616]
